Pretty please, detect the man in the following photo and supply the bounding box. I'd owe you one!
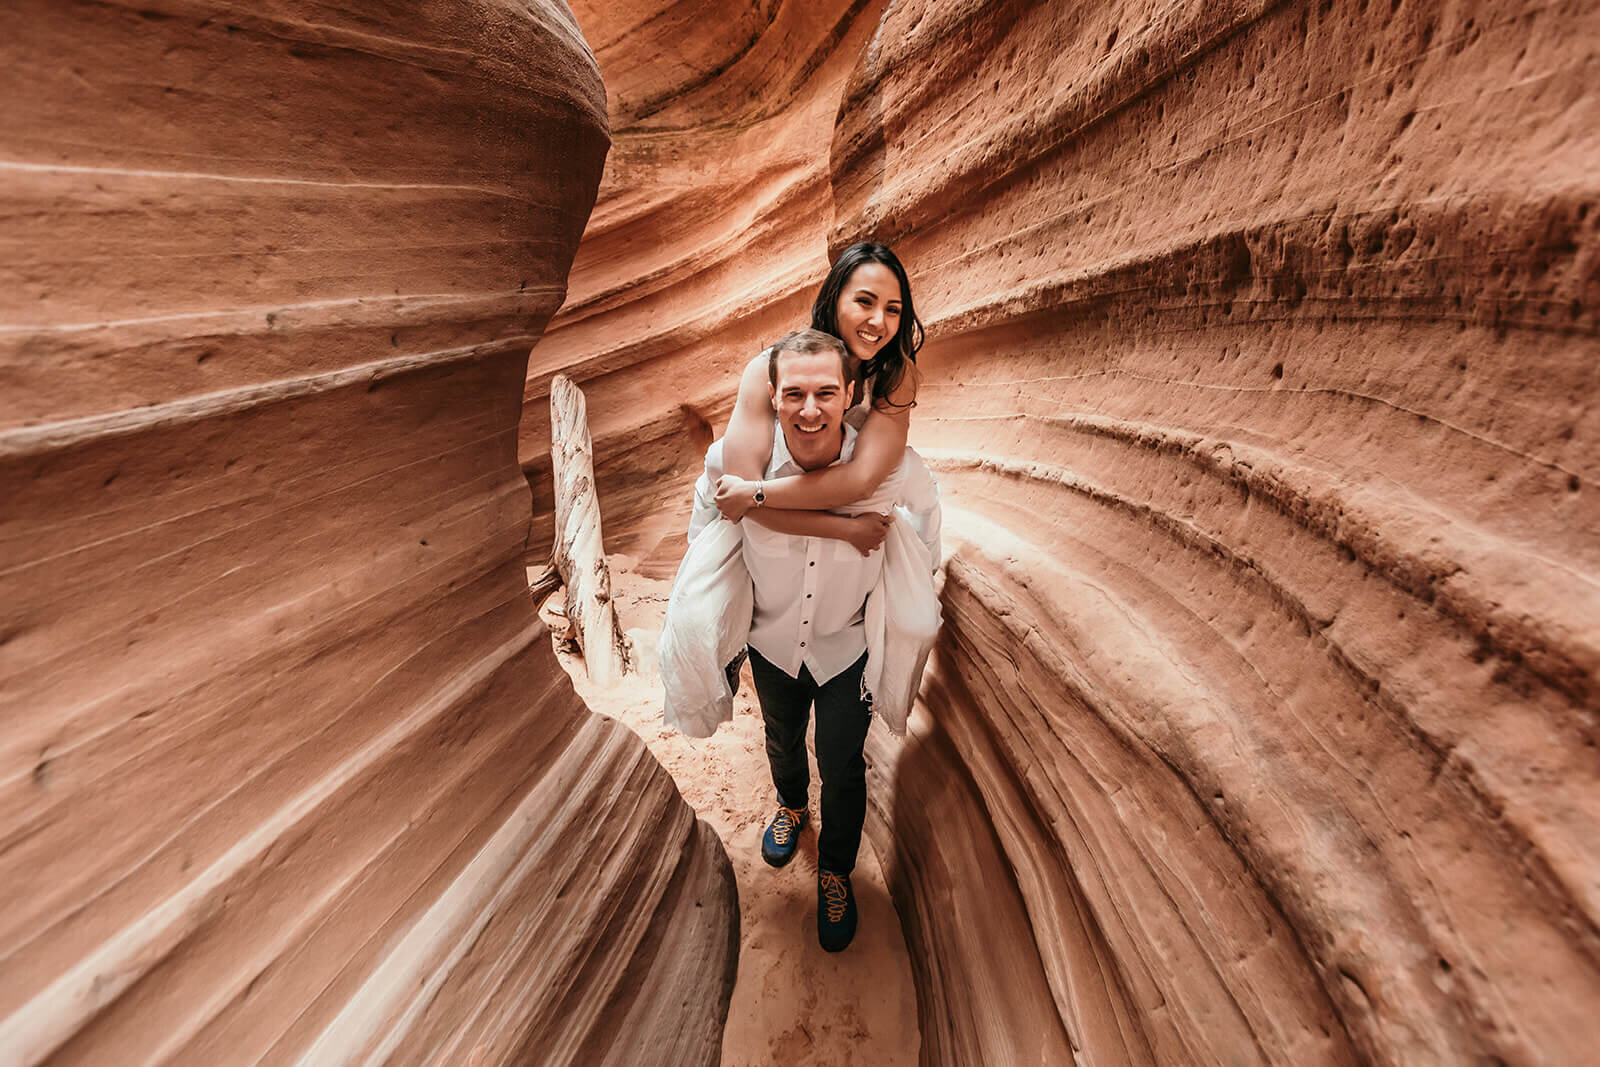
[688,327,940,952]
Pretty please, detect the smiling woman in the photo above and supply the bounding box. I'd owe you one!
[835,263,903,371]
[714,242,926,524]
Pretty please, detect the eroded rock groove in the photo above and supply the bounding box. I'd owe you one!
[2,3,736,1063]
[530,0,1600,1063]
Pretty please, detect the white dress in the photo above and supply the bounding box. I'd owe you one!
[659,405,942,738]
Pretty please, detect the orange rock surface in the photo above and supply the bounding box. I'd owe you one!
[533,0,1600,1063]
[1,3,734,1063]
[523,0,889,569]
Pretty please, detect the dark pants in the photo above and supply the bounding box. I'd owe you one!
[747,646,872,875]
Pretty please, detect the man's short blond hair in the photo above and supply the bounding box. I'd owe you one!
[767,328,850,388]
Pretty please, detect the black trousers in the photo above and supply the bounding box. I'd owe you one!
[747,646,872,875]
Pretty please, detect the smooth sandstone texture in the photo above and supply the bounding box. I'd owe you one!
[535,0,1599,1064]
[0,3,735,1063]
[523,0,890,571]
[853,2,1599,1062]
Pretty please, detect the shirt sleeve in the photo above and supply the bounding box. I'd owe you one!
[687,439,726,543]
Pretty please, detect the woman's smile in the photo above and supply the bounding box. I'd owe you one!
[835,262,902,364]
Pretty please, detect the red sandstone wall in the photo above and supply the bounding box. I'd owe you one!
[856,2,1599,1062]
[0,3,735,1062]
[537,0,1600,1063]
[522,0,888,570]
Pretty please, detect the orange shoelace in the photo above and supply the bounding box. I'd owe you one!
[770,805,805,846]
[819,870,850,923]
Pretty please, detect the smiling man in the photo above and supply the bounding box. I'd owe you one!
[684,327,940,952]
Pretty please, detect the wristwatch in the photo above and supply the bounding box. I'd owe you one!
[752,481,766,507]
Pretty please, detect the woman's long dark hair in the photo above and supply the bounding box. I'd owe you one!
[809,242,924,410]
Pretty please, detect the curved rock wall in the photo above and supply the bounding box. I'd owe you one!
[848,1,1599,1062]
[536,0,1599,1063]
[0,3,735,1062]
[522,0,888,569]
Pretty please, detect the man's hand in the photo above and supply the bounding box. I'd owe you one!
[714,475,759,521]
[845,512,893,556]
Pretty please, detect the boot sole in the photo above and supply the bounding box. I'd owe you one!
[819,925,857,952]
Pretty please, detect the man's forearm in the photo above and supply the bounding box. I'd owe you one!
[746,508,860,543]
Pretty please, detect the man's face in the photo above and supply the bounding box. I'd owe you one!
[770,348,849,471]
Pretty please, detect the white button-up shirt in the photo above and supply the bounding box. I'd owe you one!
[690,414,941,684]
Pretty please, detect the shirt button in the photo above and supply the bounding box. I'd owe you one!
[805,593,812,598]
[809,561,815,567]
[800,641,807,647]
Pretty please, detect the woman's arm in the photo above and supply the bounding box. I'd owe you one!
[720,354,777,481]
[716,368,918,517]
[746,509,892,556]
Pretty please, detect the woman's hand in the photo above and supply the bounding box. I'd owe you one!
[845,512,893,556]
[715,475,760,520]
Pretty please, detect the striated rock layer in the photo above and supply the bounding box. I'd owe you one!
[0,3,735,1063]
[845,0,1600,1062]
[538,0,1600,1063]
[522,0,889,570]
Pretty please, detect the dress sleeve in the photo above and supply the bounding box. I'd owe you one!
[687,440,726,542]
[895,448,942,568]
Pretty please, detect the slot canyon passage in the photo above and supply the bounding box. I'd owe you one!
[2,2,1597,1067]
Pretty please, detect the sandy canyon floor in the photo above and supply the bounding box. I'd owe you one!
[538,560,921,1067]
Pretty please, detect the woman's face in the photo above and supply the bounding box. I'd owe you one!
[834,262,903,366]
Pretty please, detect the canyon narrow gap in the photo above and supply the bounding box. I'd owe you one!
[539,562,920,1066]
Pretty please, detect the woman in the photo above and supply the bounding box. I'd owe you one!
[712,242,923,540]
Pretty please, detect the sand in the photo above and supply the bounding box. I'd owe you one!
[539,560,921,1067]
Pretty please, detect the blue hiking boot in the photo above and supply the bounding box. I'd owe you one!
[761,805,807,868]
[817,868,857,952]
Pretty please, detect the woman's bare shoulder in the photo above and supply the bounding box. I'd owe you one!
[736,351,773,404]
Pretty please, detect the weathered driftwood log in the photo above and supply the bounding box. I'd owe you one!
[549,374,628,683]
[528,565,563,610]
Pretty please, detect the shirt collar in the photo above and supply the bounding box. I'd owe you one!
[769,417,859,478]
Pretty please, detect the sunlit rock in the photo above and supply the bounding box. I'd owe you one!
[0,3,735,1062]
[536,0,1600,1063]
